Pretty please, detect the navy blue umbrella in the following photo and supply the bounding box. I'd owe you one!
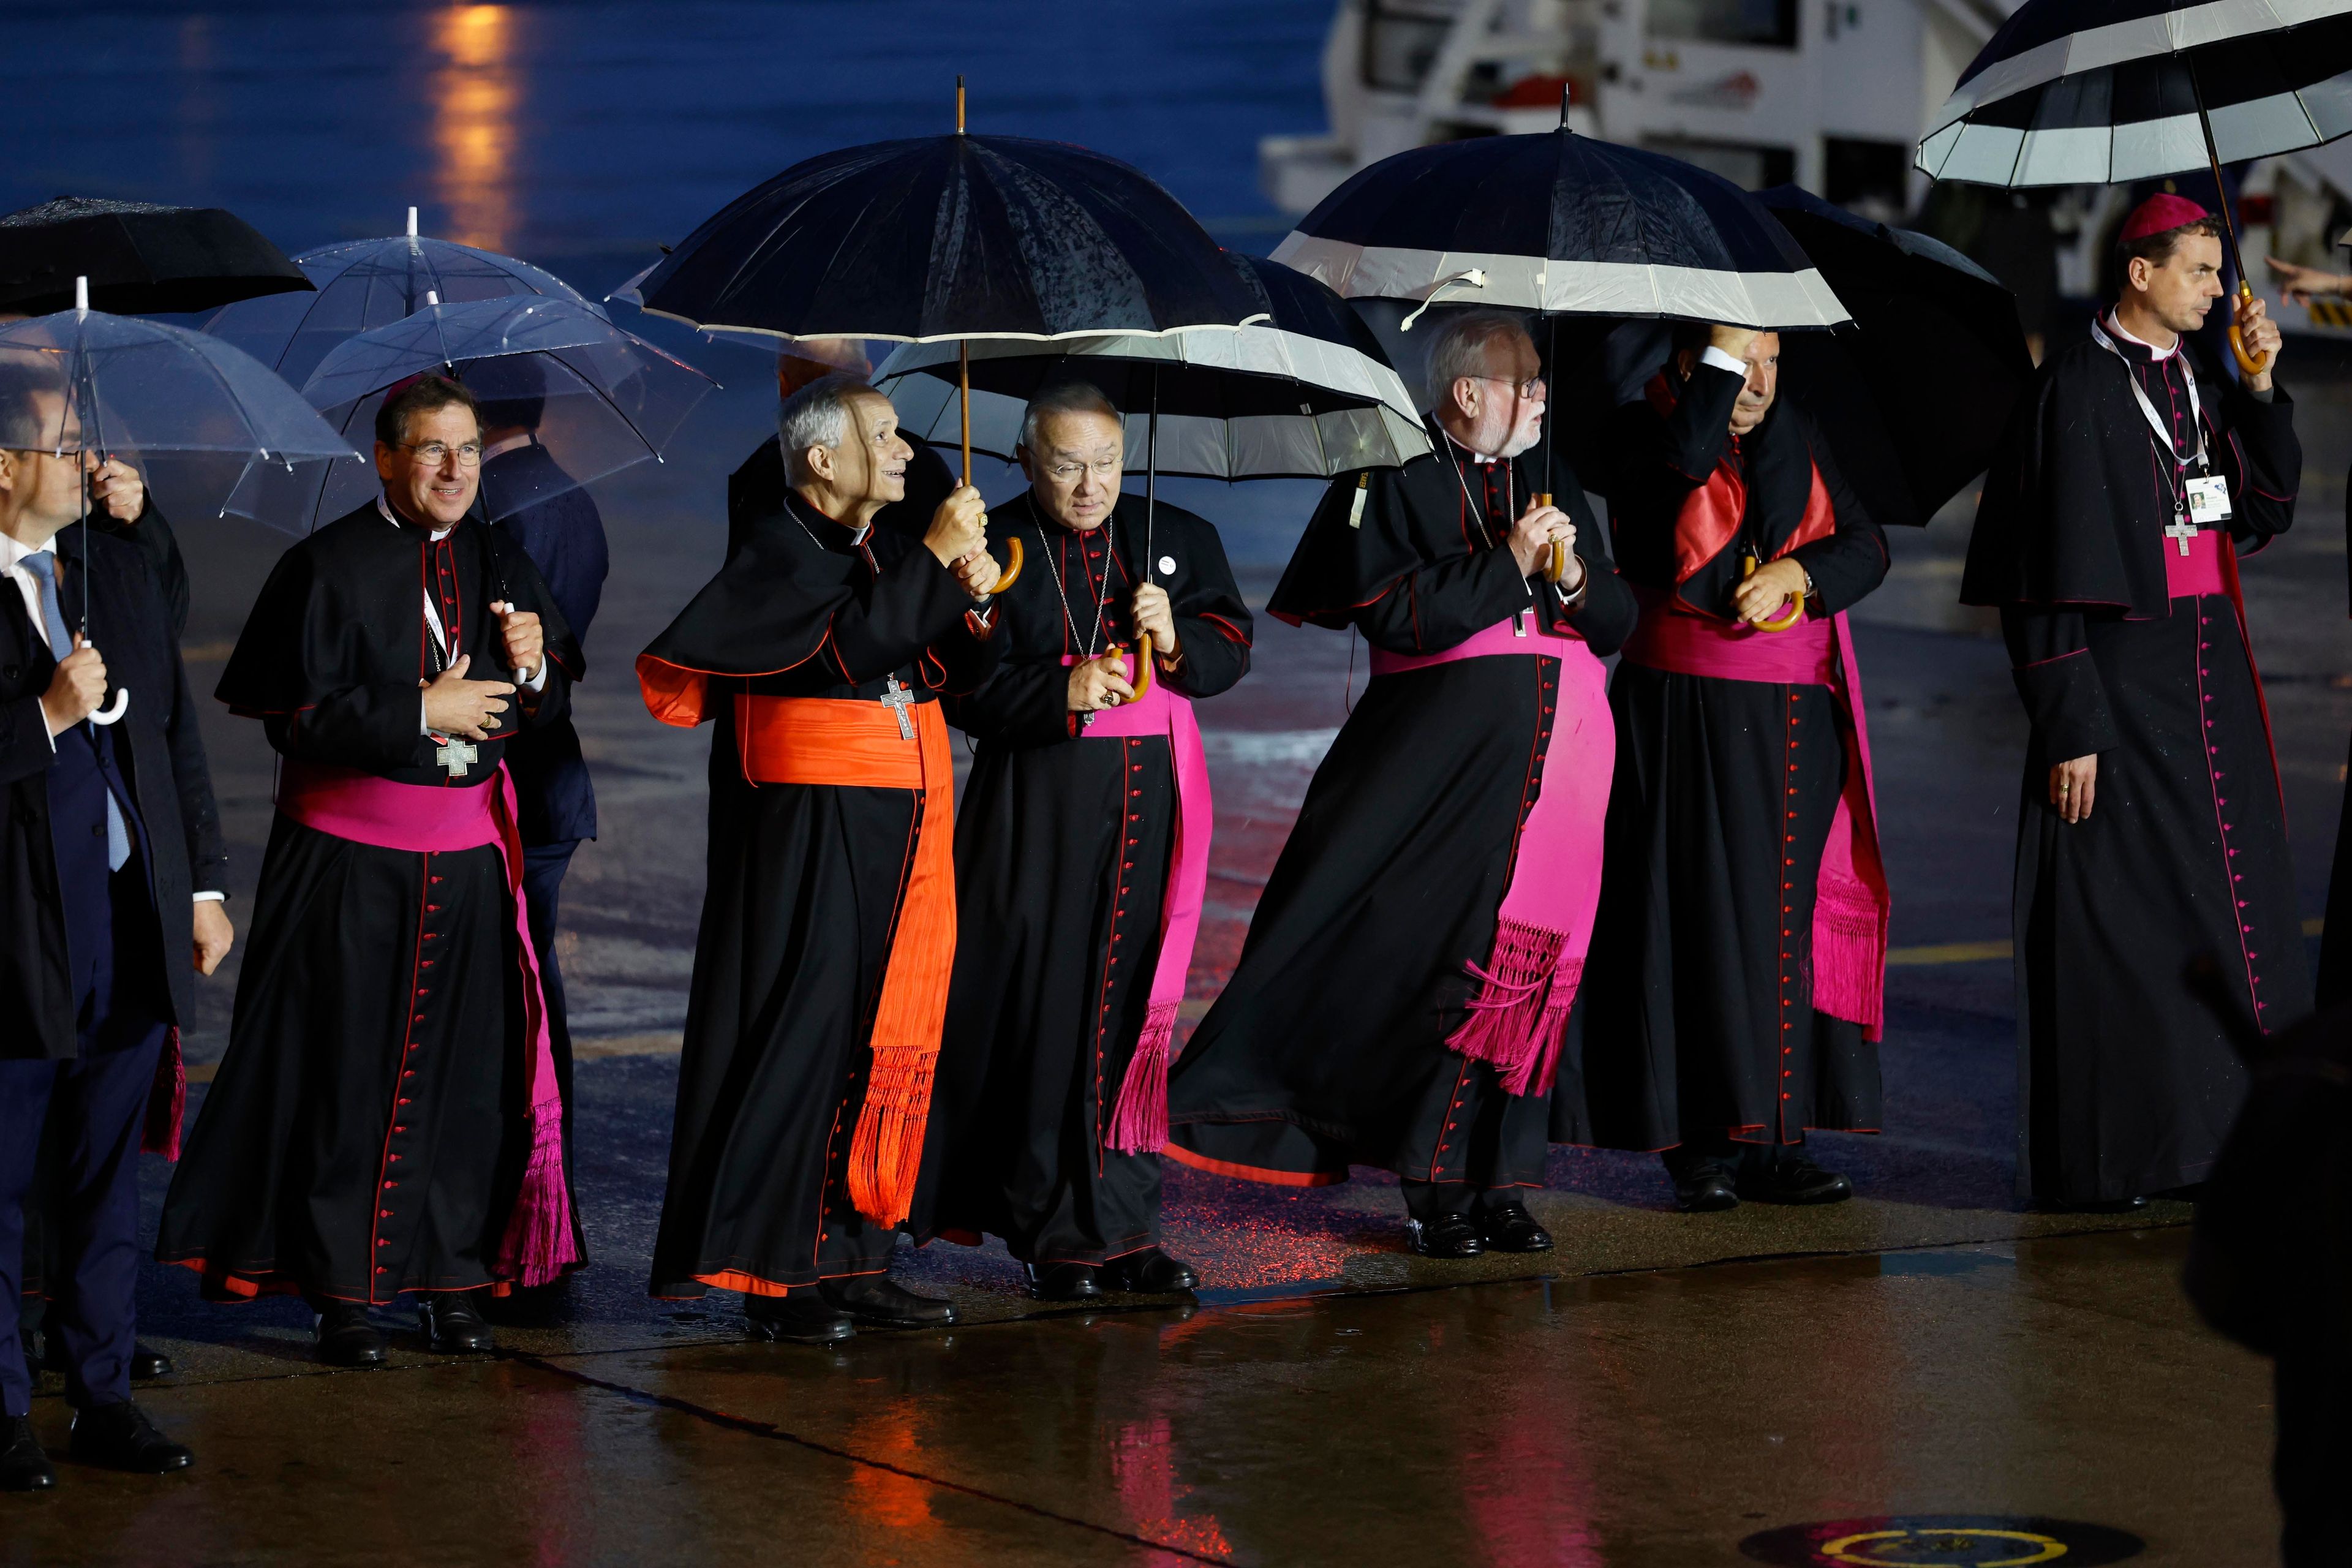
[1272,124,1849,331]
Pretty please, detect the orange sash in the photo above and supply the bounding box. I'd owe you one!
[734,692,956,1229]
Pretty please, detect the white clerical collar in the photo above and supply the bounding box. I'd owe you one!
[481,430,533,462]
[2104,309,2180,361]
[378,493,455,543]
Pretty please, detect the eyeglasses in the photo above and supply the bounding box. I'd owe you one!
[1043,458,1121,482]
[400,441,484,467]
[1473,374,1547,399]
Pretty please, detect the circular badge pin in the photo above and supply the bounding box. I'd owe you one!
[1158,555,1177,575]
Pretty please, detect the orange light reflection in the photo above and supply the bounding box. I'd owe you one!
[429,4,518,251]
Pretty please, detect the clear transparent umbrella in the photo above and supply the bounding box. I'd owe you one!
[277,293,717,530]
[0,279,363,720]
[203,208,594,388]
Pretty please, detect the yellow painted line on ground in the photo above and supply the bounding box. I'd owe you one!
[1889,917,2324,967]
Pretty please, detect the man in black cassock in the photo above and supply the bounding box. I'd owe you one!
[914,381,1251,1301]
[1168,311,1638,1256]
[477,369,609,1265]
[1562,323,1890,1212]
[159,374,584,1363]
[728,341,954,554]
[1964,194,2302,1210]
[640,374,1000,1344]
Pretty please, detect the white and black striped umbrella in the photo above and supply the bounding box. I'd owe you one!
[1272,126,1849,331]
[1919,0,2352,186]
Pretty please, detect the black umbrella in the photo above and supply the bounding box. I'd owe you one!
[0,196,311,317]
[1756,186,2036,529]
[1273,119,1849,331]
[1916,0,2352,374]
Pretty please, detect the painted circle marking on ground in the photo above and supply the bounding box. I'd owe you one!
[1739,1517,2146,1566]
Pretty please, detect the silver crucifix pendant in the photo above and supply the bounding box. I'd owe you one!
[2165,510,2198,557]
[435,737,478,778]
[879,675,917,741]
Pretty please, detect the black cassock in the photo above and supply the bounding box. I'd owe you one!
[914,492,1252,1265]
[641,493,998,1297]
[158,504,581,1302]
[2318,484,2352,1008]
[1168,434,1638,1194]
[1964,320,2305,1204]
[1560,364,1889,1153]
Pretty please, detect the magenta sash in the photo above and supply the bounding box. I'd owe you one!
[1368,614,1613,1096]
[277,760,580,1287]
[1619,587,1890,1039]
[2165,524,2227,598]
[1063,654,1213,1152]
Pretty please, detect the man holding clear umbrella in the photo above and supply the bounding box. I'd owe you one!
[0,359,228,1486]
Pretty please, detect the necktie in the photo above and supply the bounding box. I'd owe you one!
[21,551,130,872]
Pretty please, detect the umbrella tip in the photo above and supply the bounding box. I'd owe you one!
[74,276,88,314]
[1559,82,1574,130]
[424,290,441,307]
[407,206,420,238]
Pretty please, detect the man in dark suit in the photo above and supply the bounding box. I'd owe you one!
[0,361,231,1488]
[478,375,607,1250]
[727,341,955,556]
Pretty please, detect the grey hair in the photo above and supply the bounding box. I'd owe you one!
[778,372,878,479]
[1017,379,1123,454]
[1423,309,1534,413]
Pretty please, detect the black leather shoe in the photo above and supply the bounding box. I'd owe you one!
[1099,1248,1200,1293]
[313,1302,388,1368]
[1737,1155,1854,1206]
[1672,1163,1740,1213]
[1025,1261,1102,1302]
[743,1294,855,1345]
[418,1293,496,1354]
[1475,1202,1555,1253]
[820,1275,959,1327]
[67,1401,192,1474]
[0,1415,55,1491]
[1404,1212,1484,1259]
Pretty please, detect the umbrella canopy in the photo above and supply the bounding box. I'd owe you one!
[289,294,716,529]
[0,196,312,317]
[203,210,593,388]
[1918,0,2352,185]
[1755,186,2036,527]
[631,132,1266,344]
[873,252,1430,479]
[1272,128,1850,330]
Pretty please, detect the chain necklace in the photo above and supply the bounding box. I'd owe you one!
[1030,495,1109,659]
[1437,426,1533,603]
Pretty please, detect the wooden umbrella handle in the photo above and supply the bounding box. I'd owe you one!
[984,535,1023,595]
[1536,491,1570,583]
[1742,553,1806,633]
[1116,636,1153,703]
[2229,282,2274,377]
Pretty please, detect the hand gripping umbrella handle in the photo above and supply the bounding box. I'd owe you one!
[984,536,1023,595]
[2229,282,2274,377]
[1123,636,1154,703]
[89,686,129,725]
[1536,492,1570,584]
[1742,554,1805,634]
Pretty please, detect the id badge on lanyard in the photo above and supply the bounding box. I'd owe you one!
[2089,314,2223,526]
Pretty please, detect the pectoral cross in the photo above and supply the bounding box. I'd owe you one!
[879,674,916,741]
[435,737,478,778]
[2165,511,2199,557]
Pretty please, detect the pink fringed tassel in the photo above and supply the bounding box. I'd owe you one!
[1446,921,1580,1096]
[499,1104,579,1288]
[1107,1000,1178,1153]
[141,1028,186,1159]
[1810,872,1886,1039]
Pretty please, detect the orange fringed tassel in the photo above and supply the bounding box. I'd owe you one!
[848,1045,939,1228]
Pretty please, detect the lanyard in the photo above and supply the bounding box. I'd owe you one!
[2089,313,2207,474]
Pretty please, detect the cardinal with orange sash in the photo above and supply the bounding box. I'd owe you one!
[638,373,1001,1344]
[1560,324,1891,1214]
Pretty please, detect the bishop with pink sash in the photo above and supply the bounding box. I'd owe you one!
[1560,326,1891,1214]
[1166,312,1637,1260]
[913,384,1251,1301]
[159,377,582,1365]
